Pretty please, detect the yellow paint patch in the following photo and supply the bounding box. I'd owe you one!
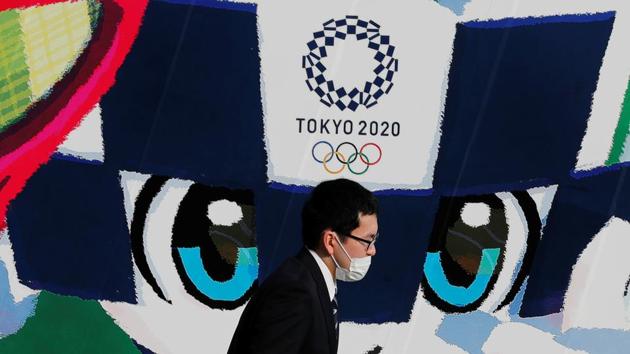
[19,1,92,100]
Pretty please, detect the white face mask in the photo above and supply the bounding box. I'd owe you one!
[331,234,372,282]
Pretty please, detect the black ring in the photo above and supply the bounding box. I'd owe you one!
[336,142,358,164]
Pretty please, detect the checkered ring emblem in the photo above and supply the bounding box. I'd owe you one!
[302,16,399,111]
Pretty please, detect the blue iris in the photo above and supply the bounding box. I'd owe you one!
[177,246,258,302]
[423,248,500,306]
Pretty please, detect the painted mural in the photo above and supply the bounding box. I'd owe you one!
[1,0,630,353]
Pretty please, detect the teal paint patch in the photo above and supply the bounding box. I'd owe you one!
[177,247,258,301]
[423,248,500,306]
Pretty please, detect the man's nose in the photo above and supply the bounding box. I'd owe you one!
[367,244,376,256]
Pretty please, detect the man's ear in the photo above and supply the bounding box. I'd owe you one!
[321,228,336,256]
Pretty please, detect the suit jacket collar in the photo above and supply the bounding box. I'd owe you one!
[307,248,337,301]
[296,248,338,353]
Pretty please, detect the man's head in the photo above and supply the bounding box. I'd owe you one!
[302,178,379,275]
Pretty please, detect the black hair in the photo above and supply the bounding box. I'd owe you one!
[301,178,378,250]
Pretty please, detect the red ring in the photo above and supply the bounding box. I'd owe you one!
[359,142,382,165]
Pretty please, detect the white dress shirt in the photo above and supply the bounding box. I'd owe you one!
[307,248,337,301]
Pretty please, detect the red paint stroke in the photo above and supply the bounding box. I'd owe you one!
[0,0,72,11]
[0,0,148,229]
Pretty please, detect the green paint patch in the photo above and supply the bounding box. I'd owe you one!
[606,79,630,165]
[0,292,140,354]
[88,0,103,32]
[0,10,32,133]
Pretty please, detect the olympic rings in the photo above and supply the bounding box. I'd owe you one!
[311,141,383,175]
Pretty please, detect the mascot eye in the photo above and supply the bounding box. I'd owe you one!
[172,183,258,308]
[421,191,541,313]
[128,174,258,310]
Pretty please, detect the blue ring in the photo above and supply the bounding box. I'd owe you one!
[312,141,334,163]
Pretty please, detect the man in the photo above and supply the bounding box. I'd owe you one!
[228,178,379,354]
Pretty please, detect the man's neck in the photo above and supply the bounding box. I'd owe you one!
[313,247,336,280]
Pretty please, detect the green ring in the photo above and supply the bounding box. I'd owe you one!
[347,152,370,175]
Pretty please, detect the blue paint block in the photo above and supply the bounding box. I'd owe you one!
[435,0,471,16]
[556,328,630,354]
[101,1,265,189]
[433,13,615,194]
[609,169,630,222]
[6,159,135,302]
[507,278,526,317]
[437,311,500,354]
[0,260,37,337]
[520,167,627,317]
[153,0,257,13]
[133,340,156,354]
[517,313,563,336]
[254,187,308,282]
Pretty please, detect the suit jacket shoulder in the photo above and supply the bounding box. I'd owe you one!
[228,248,337,354]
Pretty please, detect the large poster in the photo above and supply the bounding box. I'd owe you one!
[260,0,455,190]
[1,0,630,353]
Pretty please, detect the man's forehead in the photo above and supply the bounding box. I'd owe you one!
[357,213,378,229]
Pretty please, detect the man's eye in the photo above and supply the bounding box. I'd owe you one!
[127,173,258,309]
[421,191,542,313]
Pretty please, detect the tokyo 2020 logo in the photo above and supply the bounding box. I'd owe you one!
[302,16,399,111]
[312,141,382,175]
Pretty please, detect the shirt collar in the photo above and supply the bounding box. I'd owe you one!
[307,248,336,301]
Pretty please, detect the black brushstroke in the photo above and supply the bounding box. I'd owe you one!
[495,191,541,311]
[365,345,383,354]
[130,175,170,303]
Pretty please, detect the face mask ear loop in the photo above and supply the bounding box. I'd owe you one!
[333,233,353,269]
[331,250,342,269]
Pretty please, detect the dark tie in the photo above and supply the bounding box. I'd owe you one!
[332,292,339,340]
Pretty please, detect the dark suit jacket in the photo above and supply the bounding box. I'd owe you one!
[227,248,338,354]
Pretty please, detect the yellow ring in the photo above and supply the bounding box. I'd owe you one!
[323,151,346,174]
